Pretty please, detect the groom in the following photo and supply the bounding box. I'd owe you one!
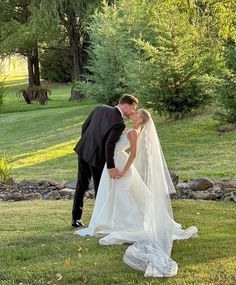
[71,94,138,227]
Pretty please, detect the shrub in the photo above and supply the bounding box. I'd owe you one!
[215,71,236,123]
[0,155,12,183]
[81,0,218,113]
[134,73,215,119]
[79,3,132,105]
[215,42,236,123]
[17,85,51,105]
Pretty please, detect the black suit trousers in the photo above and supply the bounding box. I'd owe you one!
[72,157,103,220]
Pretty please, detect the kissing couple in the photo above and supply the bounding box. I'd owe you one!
[72,94,198,277]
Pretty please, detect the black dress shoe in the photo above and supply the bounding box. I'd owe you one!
[71,219,85,228]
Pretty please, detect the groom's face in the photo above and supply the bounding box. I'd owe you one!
[123,103,137,118]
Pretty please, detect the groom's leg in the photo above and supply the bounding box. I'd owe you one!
[72,157,91,220]
[91,167,103,197]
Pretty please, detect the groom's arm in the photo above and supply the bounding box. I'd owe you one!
[105,124,125,169]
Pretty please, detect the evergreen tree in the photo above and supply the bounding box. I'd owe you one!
[80,0,219,116]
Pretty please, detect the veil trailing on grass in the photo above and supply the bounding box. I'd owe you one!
[123,116,198,277]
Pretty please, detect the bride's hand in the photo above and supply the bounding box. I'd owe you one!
[108,168,122,179]
[119,170,126,177]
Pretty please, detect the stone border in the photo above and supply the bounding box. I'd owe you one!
[0,176,235,202]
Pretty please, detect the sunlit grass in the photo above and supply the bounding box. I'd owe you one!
[0,77,235,181]
[11,139,76,169]
[1,77,96,113]
[4,76,27,87]
[0,199,235,285]
[155,114,236,179]
[0,105,94,181]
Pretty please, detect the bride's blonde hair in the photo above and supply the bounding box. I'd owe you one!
[137,108,151,125]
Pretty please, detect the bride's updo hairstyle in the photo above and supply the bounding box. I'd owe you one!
[137,108,151,125]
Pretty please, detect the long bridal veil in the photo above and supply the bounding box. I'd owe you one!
[123,116,198,277]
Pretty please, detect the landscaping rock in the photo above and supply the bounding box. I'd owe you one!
[217,123,236,132]
[215,179,236,189]
[0,176,235,203]
[46,191,61,200]
[38,179,57,187]
[56,181,66,190]
[170,172,179,186]
[5,177,17,187]
[64,181,77,189]
[230,191,236,202]
[59,188,75,198]
[24,193,42,200]
[189,177,214,191]
[176,181,191,191]
[10,192,24,201]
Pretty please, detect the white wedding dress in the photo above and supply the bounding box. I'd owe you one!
[75,118,198,277]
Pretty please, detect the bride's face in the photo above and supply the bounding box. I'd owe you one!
[130,111,143,127]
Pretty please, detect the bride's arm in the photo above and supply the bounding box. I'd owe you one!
[120,130,138,177]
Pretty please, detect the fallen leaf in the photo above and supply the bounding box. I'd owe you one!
[56,273,62,281]
[64,258,70,265]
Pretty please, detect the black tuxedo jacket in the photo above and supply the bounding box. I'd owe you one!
[74,105,125,170]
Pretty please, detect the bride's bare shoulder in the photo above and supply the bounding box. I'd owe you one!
[127,129,138,139]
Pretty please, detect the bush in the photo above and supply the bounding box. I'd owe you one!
[17,85,51,105]
[215,42,236,123]
[134,73,215,119]
[0,155,12,183]
[79,3,133,105]
[215,71,236,123]
[81,0,219,113]
[41,48,72,83]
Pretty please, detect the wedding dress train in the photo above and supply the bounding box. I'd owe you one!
[75,120,198,277]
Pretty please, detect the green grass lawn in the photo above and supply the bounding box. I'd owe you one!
[0,199,235,285]
[0,77,235,181]
[0,78,236,285]
[1,78,96,113]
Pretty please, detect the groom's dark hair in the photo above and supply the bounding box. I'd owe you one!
[119,94,138,105]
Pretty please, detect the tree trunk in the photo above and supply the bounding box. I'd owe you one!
[27,55,34,89]
[69,31,82,100]
[69,86,84,101]
[66,3,81,101]
[70,39,80,82]
[33,47,40,86]
[24,45,41,104]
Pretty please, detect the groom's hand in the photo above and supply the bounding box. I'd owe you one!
[108,168,122,179]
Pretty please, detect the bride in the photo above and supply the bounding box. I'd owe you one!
[75,109,198,277]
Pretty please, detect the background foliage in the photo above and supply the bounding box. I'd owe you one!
[40,47,72,83]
